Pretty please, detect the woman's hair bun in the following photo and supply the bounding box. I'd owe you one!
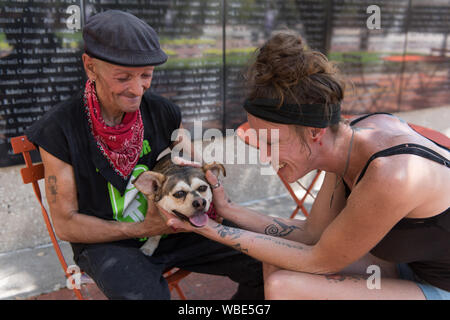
[246,30,345,107]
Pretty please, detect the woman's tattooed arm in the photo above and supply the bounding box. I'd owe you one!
[254,234,306,251]
[210,222,307,254]
[213,224,244,240]
[231,243,249,253]
[264,218,303,237]
[201,221,314,272]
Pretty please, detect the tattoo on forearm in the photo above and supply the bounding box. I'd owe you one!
[254,234,305,250]
[231,243,249,253]
[48,176,57,203]
[325,274,367,283]
[214,224,243,240]
[265,218,302,237]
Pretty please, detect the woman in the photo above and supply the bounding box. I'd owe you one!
[163,31,450,300]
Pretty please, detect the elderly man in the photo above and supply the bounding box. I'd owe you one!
[26,10,263,300]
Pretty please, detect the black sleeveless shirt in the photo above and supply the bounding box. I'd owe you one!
[344,113,450,291]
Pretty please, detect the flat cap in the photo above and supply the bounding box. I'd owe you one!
[83,10,167,66]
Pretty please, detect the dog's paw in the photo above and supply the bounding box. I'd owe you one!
[140,235,162,256]
[140,246,156,256]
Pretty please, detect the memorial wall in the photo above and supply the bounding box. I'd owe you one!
[1,0,449,166]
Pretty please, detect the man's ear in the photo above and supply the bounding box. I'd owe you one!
[202,162,226,178]
[82,53,97,81]
[133,171,166,200]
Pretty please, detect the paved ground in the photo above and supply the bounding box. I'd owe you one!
[26,272,238,300]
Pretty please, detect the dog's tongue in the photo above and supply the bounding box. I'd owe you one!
[189,211,208,227]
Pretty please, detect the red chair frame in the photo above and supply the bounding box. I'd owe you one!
[409,124,450,148]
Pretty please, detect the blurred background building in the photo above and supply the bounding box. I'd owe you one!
[1,0,449,167]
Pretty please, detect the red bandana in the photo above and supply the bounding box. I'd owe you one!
[84,80,144,179]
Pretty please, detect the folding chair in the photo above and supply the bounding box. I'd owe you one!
[409,124,450,149]
[10,135,190,300]
[236,122,322,219]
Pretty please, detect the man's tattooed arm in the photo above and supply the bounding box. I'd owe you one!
[48,175,58,203]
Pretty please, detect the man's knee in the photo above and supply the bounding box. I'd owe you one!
[75,244,170,300]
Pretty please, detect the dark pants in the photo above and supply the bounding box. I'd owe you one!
[74,223,264,300]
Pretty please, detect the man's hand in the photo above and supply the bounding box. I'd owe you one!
[138,199,176,237]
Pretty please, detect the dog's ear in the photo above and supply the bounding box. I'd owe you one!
[133,171,166,201]
[202,162,226,178]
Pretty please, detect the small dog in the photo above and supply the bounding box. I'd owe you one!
[133,154,226,256]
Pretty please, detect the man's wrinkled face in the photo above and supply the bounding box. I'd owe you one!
[83,54,154,114]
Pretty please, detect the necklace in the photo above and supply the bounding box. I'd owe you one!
[330,127,355,208]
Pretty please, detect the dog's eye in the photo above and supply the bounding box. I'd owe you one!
[197,185,208,192]
[173,191,187,199]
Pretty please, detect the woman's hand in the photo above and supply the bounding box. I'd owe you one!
[171,156,202,167]
[204,170,234,217]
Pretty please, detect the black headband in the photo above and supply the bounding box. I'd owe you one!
[243,98,341,128]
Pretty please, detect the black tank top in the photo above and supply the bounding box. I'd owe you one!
[344,113,450,291]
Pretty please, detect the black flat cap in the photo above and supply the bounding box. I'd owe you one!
[83,10,167,66]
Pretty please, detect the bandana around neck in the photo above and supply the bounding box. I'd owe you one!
[84,79,144,179]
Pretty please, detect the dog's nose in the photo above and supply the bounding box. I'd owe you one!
[192,198,206,210]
